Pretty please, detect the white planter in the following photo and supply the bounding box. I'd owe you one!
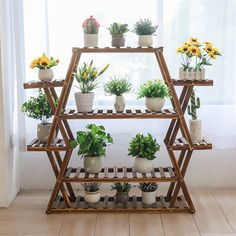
[84,191,100,204]
[133,157,154,173]
[142,191,156,204]
[145,97,165,112]
[185,70,191,80]
[189,119,202,142]
[37,123,54,142]
[74,92,95,112]
[114,95,125,112]
[199,68,205,80]
[38,69,54,81]
[179,68,186,80]
[180,68,205,80]
[84,34,98,47]
[138,35,153,47]
[84,156,102,174]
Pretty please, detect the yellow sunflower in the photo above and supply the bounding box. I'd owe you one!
[208,52,216,59]
[40,56,50,68]
[213,47,221,56]
[181,45,189,54]
[205,45,214,53]
[189,37,199,45]
[176,47,183,53]
[30,59,38,69]
[188,46,201,57]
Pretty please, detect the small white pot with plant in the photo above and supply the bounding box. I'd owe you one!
[82,16,100,47]
[74,60,109,112]
[104,75,132,112]
[108,22,129,48]
[21,90,55,142]
[187,90,202,142]
[111,182,131,204]
[82,182,101,204]
[139,182,158,205]
[133,19,158,47]
[137,80,170,112]
[30,53,59,81]
[128,133,160,173]
[70,124,113,174]
[176,37,221,80]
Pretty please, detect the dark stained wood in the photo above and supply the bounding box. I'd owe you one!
[172,79,213,86]
[23,79,64,89]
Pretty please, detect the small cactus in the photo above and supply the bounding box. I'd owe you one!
[187,90,200,120]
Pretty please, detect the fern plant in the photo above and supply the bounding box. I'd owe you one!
[133,19,158,35]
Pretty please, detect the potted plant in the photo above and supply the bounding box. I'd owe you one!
[187,90,202,142]
[21,90,55,142]
[30,53,59,81]
[107,22,129,48]
[139,182,158,205]
[82,182,101,204]
[70,124,113,174]
[82,16,100,47]
[133,19,158,47]
[176,37,221,80]
[74,60,109,112]
[128,133,160,173]
[104,75,132,112]
[111,182,131,203]
[137,79,169,112]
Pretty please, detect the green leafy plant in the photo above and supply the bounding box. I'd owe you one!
[82,182,100,192]
[128,133,160,160]
[70,124,113,158]
[111,182,132,193]
[137,80,169,99]
[21,90,52,124]
[133,19,158,35]
[108,23,129,36]
[75,60,109,93]
[104,75,132,96]
[187,90,200,120]
[139,182,158,192]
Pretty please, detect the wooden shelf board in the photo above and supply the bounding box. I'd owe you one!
[23,79,65,89]
[172,79,213,86]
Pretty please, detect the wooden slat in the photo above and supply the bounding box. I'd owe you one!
[167,167,175,178]
[132,168,137,178]
[52,196,61,209]
[123,167,127,178]
[114,167,118,178]
[65,167,73,178]
[74,167,81,178]
[159,167,166,178]
[27,138,38,147]
[172,79,213,86]
[104,167,108,178]
[74,196,81,208]
[160,195,167,208]
[133,195,138,209]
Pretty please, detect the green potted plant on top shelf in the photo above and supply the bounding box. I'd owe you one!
[104,75,132,112]
[187,90,202,142]
[139,182,158,205]
[70,124,113,174]
[74,60,109,112]
[21,90,55,142]
[128,133,160,173]
[82,182,101,204]
[107,22,129,48]
[133,19,158,47]
[137,79,170,112]
[111,182,132,203]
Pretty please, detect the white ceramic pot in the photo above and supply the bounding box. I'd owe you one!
[145,97,165,112]
[179,68,186,80]
[142,191,156,205]
[111,36,125,48]
[133,157,154,173]
[84,156,102,174]
[84,34,98,47]
[185,70,191,80]
[38,69,54,81]
[37,123,54,142]
[74,92,95,112]
[189,119,202,142]
[114,95,125,112]
[200,68,205,80]
[84,191,100,204]
[138,35,153,47]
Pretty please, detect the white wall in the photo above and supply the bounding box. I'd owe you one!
[20,105,236,190]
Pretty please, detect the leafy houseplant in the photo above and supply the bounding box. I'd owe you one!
[111,182,132,203]
[139,182,158,205]
[21,91,55,142]
[82,182,101,204]
[30,53,59,81]
[176,37,221,80]
[82,15,100,47]
[133,19,158,47]
[108,22,129,47]
[74,60,109,112]
[104,75,132,112]
[187,90,202,142]
[137,80,169,112]
[70,124,113,174]
[128,133,160,173]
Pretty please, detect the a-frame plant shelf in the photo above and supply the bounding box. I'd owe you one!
[23,47,213,214]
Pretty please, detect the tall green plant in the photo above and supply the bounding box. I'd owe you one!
[108,23,129,36]
[187,90,200,120]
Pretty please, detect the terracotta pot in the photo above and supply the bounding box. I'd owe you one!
[111,36,125,48]
[138,35,153,47]
[116,192,129,203]
[145,97,165,112]
[84,191,100,204]
[37,123,54,142]
[133,157,154,173]
[84,34,98,47]
[142,190,156,204]
[84,156,102,174]
[114,95,125,112]
[38,69,54,81]
[74,92,95,112]
[189,119,202,142]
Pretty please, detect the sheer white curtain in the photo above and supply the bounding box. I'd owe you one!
[0,0,25,206]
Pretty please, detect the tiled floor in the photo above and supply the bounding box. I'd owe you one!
[0,190,236,236]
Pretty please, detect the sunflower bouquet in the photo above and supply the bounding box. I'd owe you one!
[30,54,59,70]
[176,37,221,80]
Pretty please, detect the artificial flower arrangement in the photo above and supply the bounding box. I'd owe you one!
[176,37,221,80]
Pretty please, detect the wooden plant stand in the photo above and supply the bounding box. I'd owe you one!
[23,47,213,214]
